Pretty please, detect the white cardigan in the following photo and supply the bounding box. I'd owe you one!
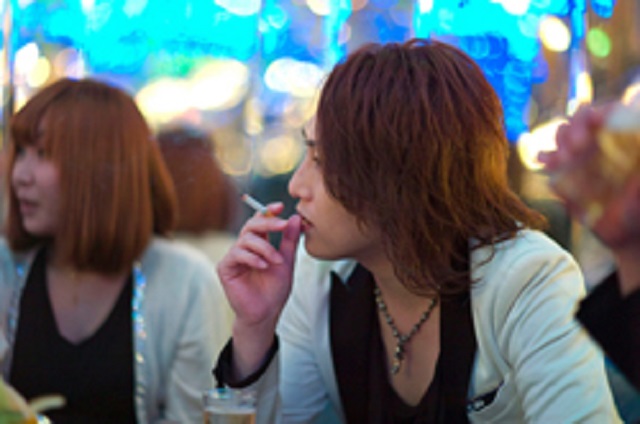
[246,230,621,423]
[0,237,232,423]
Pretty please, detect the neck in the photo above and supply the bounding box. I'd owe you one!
[360,254,436,310]
[46,242,121,280]
[47,242,78,273]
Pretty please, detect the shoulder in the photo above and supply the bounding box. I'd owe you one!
[0,239,18,315]
[471,229,584,323]
[0,238,37,281]
[143,237,214,272]
[172,231,236,265]
[472,229,579,289]
[0,238,15,271]
[141,237,217,291]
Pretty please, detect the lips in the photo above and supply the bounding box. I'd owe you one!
[297,211,313,231]
[18,199,38,215]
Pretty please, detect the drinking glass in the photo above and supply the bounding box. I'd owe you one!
[202,387,256,424]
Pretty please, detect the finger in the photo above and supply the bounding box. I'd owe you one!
[567,118,597,154]
[279,214,302,264]
[239,215,289,237]
[554,122,581,164]
[591,102,616,127]
[568,106,607,153]
[219,248,269,273]
[569,104,592,127]
[537,150,557,169]
[553,122,596,169]
[555,122,571,151]
[264,202,285,217]
[238,232,284,264]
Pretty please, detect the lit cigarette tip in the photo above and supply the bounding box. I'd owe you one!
[241,194,273,216]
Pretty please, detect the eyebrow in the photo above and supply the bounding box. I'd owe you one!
[301,129,316,147]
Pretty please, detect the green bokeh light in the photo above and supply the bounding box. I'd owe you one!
[587,28,612,58]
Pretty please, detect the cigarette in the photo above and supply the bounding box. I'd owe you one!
[241,194,274,217]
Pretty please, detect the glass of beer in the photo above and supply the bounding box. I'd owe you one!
[202,387,256,424]
[549,102,640,227]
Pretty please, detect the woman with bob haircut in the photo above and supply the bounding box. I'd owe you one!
[0,78,231,423]
[214,39,620,423]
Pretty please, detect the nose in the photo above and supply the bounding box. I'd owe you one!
[288,158,311,201]
[12,151,34,188]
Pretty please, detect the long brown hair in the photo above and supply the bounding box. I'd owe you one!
[6,78,177,274]
[157,124,238,233]
[316,39,546,295]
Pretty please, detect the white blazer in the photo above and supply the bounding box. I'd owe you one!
[245,230,621,423]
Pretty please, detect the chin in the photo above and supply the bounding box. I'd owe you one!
[22,223,53,238]
[303,238,347,261]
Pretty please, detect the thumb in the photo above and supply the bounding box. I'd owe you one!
[279,214,302,264]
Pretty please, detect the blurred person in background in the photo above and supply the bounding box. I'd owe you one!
[214,39,620,423]
[157,123,239,264]
[540,104,640,390]
[0,78,231,423]
[157,123,237,326]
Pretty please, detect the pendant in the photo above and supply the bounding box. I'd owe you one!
[391,357,401,374]
[391,343,404,375]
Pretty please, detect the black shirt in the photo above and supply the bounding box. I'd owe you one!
[329,265,475,423]
[9,248,137,424]
[577,272,640,391]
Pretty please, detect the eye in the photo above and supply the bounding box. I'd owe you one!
[304,140,321,165]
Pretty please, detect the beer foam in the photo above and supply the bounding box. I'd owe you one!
[205,405,256,415]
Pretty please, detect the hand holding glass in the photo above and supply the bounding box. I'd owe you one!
[548,102,640,227]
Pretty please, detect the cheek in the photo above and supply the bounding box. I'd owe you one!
[41,167,62,190]
[10,163,21,186]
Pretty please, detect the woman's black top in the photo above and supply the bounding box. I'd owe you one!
[9,248,136,424]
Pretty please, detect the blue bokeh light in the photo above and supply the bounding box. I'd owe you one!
[413,0,616,141]
[11,0,618,141]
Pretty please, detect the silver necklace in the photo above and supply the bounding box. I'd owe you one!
[374,285,438,375]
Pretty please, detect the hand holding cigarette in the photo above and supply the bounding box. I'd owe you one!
[217,194,302,379]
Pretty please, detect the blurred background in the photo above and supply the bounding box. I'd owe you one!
[0,0,637,269]
[1,1,640,420]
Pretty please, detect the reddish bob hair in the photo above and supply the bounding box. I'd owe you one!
[5,78,177,274]
[157,124,238,234]
[316,39,546,295]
